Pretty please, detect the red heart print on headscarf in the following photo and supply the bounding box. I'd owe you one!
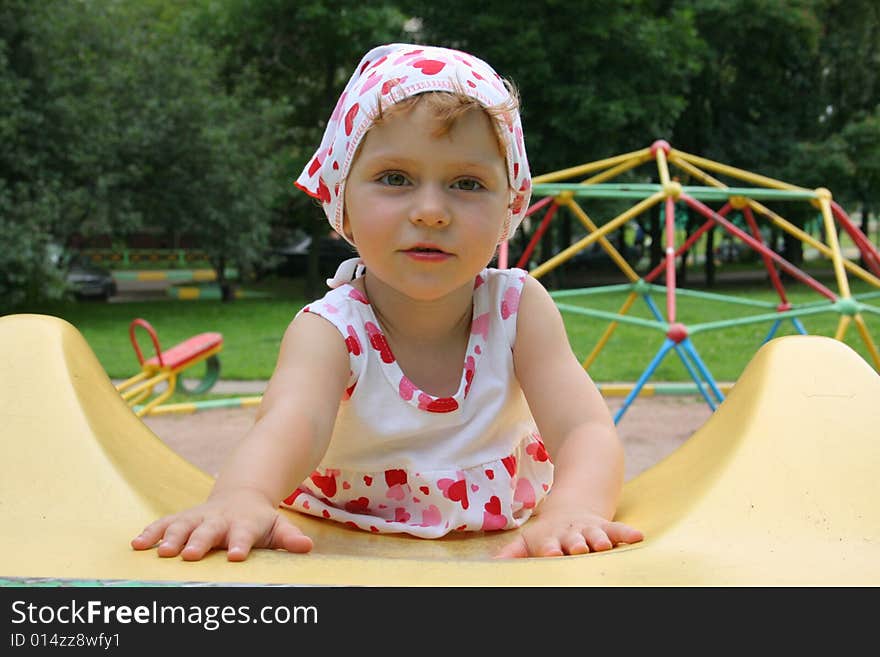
[411,59,445,75]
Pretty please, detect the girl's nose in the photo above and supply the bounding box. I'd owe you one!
[408,185,450,227]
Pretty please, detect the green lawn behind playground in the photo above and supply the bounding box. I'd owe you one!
[14,273,880,384]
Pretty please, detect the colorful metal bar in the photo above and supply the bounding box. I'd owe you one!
[682,194,838,301]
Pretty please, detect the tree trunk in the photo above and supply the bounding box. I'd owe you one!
[704,225,716,288]
[215,255,235,303]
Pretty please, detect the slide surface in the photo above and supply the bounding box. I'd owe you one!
[2,313,878,585]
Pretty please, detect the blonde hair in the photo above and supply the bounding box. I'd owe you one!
[369,78,521,158]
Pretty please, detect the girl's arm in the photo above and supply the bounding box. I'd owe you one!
[500,275,644,558]
[131,311,351,561]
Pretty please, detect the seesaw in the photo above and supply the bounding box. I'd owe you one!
[115,318,223,417]
[1,313,878,585]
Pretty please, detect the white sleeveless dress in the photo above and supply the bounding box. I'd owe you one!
[280,267,554,538]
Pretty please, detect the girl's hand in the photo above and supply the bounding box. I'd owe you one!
[494,501,643,558]
[130,489,313,562]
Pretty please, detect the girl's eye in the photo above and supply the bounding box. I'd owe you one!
[452,178,484,191]
[378,172,409,186]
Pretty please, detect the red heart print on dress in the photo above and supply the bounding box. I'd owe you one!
[420,505,442,527]
[438,478,469,509]
[514,478,536,509]
[484,496,501,515]
[348,287,369,304]
[500,286,521,320]
[424,396,459,413]
[526,440,550,462]
[471,313,490,340]
[394,507,411,523]
[502,455,517,478]
[385,469,407,487]
[481,496,506,531]
[365,322,395,363]
[345,325,361,355]
[363,475,373,486]
[282,487,304,506]
[310,471,337,497]
[398,376,416,401]
[464,358,475,397]
[419,486,430,496]
[344,497,370,514]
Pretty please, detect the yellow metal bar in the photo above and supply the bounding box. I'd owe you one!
[581,292,639,370]
[136,374,177,418]
[564,199,640,283]
[532,148,651,185]
[818,194,852,298]
[675,150,807,191]
[750,201,880,288]
[128,387,153,406]
[119,371,169,402]
[853,315,880,370]
[655,147,671,186]
[834,315,852,342]
[114,370,149,393]
[668,154,727,188]
[530,191,665,279]
[580,152,654,185]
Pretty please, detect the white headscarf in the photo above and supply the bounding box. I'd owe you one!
[295,43,532,247]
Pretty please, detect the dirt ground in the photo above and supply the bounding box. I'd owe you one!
[143,395,714,482]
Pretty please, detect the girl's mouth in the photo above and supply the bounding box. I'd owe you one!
[403,245,452,261]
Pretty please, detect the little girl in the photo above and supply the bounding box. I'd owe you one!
[132,43,643,559]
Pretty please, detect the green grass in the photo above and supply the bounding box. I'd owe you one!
[12,271,880,383]
[559,277,879,381]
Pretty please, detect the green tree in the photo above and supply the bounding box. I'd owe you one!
[190,0,409,298]
[0,0,293,308]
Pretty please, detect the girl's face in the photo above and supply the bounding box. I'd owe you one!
[343,101,509,302]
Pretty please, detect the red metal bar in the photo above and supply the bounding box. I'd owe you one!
[525,194,554,217]
[831,201,880,277]
[515,202,559,269]
[743,206,789,306]
[129,318,164,368]
[683,195,838,300]
[644,213,717,283]
[663,197,678,322]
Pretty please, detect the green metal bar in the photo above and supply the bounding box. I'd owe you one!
[689,304,838,334]
[532,183,820,202]
[668,286,779,309]
[550,284,636,299]
[554,302,667,331]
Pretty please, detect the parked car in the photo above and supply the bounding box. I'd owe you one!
[66,254,117,301]
[47,244,117,301]
[272,230,357,278]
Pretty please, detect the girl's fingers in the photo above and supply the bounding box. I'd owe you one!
[224,523,262,562]
[130,517,174,550]
[179,517,229,562]
[582,526,613,552]
[559,531,590,556]
[267,518,314,555]
[155,516,203,558]
[605,521,645,545]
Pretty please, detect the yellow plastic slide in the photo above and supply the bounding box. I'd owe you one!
[1,313,878,585]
